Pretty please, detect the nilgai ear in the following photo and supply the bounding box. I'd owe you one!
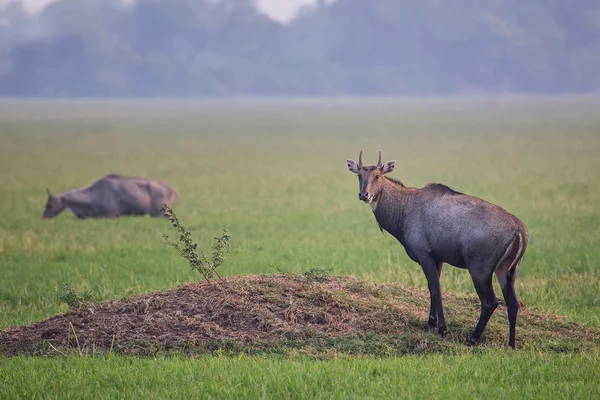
[346,159,359,174]
[382,160,395,174]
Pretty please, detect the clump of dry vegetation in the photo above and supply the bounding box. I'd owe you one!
[1,273,597,357]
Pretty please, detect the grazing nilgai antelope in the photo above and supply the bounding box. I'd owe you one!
[346,151,528,348]
[43,174,178,219]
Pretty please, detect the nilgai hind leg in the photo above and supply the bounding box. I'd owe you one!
[468,273,499,346]
[468,232,526,349]
[495,233,526,349]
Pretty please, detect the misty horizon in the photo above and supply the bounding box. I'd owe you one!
[1,0,599,97]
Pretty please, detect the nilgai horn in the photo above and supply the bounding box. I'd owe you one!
[346,151,528,348]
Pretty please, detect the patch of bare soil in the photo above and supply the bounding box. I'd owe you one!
[1,274,598,357]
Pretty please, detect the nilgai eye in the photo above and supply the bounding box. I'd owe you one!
[375,175,380,180]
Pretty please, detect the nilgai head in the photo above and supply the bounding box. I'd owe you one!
[43,188,63,219]
[346,151,395,204]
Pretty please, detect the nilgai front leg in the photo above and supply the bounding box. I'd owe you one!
[426,262,444,330]
[420,257,447,337]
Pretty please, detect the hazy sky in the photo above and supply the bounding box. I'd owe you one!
[0,0,317,22]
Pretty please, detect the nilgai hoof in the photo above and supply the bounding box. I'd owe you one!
[466,336,478,346]
[439,328,448,338]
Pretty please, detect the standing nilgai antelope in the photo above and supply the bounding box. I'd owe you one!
[43,174,178,219]
[346,151,528,348]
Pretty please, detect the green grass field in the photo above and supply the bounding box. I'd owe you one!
[1,96,599,398]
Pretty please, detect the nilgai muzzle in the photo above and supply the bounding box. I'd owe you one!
[346,151,528,348]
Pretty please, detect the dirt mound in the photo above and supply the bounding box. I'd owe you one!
[1,274,598,357]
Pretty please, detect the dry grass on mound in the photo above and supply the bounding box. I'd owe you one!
[1,274,598,357]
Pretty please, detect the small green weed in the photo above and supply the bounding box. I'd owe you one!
[161,204,231,283]
[58,283,91,310]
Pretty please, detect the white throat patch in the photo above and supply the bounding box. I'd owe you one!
[370,201,378,212]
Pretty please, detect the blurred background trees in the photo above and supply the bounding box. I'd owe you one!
[1,0,599,96]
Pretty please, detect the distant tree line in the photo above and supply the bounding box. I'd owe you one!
[1,0,599,96]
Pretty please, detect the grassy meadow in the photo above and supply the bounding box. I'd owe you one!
[1,96,599,398]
